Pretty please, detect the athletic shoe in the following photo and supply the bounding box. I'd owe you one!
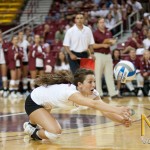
[23,122,36,136]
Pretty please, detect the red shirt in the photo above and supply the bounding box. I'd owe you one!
[140,58,150,76]
[93,28,112,54]
[125,56,141,70]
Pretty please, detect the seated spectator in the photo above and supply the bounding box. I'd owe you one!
[140,50,150,96]
[122,32,143,54]
[143,29,150,50]
[111,5,122,23]
[90,2,109,18]
[125,48,144,96]
[142,13,150,27]
[129,0,143,12]
[139,26,148,41]
[55,26,65,42]
[112,49,122,97]
[109,0,121,10]
[105,12,116,32]
[54,51,70,71]
[132,21,143,36]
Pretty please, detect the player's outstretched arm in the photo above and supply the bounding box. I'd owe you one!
[69,93,130,119]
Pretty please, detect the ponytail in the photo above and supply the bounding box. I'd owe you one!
[35,70,73,86]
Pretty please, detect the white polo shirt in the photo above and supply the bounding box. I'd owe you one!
[63,24,95,53]
[143,38,150,50]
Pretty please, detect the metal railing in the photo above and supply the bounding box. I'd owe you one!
[108,21,123,38]
[2,15,43,40]
[128,11,140,31]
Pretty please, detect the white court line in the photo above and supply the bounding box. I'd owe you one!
[0,112,26,118]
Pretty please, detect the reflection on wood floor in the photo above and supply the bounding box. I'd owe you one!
[0,96,150,150]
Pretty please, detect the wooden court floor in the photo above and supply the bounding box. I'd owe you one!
[0,96,150,150]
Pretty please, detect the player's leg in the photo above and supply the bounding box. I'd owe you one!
[28,108,62,140]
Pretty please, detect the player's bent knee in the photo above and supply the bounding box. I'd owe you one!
[44,130,61,141]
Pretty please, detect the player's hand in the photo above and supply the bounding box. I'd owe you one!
[119,106,131,119]
[70,53,77,60]
[122,118,132,127]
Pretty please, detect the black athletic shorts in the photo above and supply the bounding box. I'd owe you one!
[25,94,43,116]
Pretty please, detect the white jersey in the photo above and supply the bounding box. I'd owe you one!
[31,84,99,109]
[31,84,79,109]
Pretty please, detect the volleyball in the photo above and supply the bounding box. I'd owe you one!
[114,60,136,83]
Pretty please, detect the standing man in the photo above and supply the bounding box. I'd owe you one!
[63,13,95,73]
[93,17,119,99]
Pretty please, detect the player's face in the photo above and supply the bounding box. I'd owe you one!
[79,74,96,95]
[75,14,84,26]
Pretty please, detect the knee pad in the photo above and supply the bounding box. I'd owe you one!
[44,130,61,142]
[2,76,7,82]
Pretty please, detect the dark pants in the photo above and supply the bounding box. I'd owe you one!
[68,51,88,74]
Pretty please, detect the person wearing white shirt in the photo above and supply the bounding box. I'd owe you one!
[143,29,150,50]
[23,69,131,141]
[63,13,95,73]
[54,51,70,71]
[18,31,30,95]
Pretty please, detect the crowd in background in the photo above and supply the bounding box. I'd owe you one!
[0,0,149,101]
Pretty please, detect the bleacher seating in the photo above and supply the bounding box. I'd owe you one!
[0,0,25,25]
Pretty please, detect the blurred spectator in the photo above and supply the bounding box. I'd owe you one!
[111,5,122,23]
[112,49,123,97]
[90,2,109,18]
[28,35,46,90]
[109,0,121,10]
[24,26,34,40]
[93,17,119,98]
[125,48,144,96]
[140,50,150,96]
[63,13,95,73]
[129,0,143,12]
[18,31,30,96]
[8,36,24,99]
[0,29,9,97]
[142,13,150,27]
[55,26,65,42]
[54,51,70,71]
[143,29,150,50]
[122,32,143,54]
[105,12,116,33]
[132,21,143,35]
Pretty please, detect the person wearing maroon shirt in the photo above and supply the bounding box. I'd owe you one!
[140,50,150,96]
[93,17,119,99]
[28,35,46,90]
[7,35,24,99]
[125,49,146,96]
[122,32,143,54]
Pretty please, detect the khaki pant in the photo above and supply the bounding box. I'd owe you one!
[94,53,117,97]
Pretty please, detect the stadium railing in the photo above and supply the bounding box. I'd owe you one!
[128,11,140,32]
[2,15,43,40]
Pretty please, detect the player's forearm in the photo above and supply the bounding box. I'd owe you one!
[93,100,121,115]
[102,111,124,123]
